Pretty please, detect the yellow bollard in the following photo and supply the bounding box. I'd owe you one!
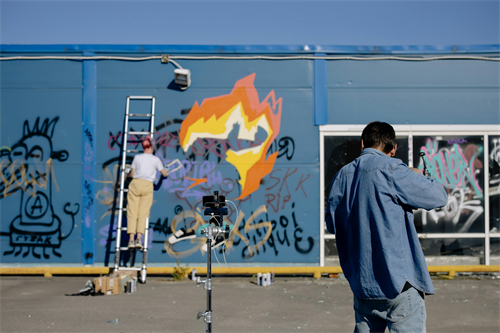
[313,271,321,279]
[44,272,52,278]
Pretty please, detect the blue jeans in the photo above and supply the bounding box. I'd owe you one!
[353,286,427,333]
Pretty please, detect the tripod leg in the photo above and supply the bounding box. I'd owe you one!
[206,236,212,333]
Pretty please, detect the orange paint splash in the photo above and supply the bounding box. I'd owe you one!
[185,177,208,190]
[179,74,282,200]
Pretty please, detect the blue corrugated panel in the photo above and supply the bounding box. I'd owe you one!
[82,53,97,265]
[326,59,500,124]
[314,53,328,125]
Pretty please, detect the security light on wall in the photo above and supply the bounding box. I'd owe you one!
[174,68,191,90]
[161,54,191,90]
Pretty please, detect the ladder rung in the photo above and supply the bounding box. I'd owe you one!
[118,208,127,211]
[117,267,142,271]
[125,150,140,153]
[128,96,154,99]
[129,114,153,117]
[120,188,129,192]
[127,131,152,135]
[120,227,128,230]
[118,247,145,252]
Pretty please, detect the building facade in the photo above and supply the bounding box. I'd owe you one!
[1,45,499,266]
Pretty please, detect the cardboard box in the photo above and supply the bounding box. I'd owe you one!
[93,271,137,296]
[106,274,121,295]
[117,270,137,279]
[93,276,107,294]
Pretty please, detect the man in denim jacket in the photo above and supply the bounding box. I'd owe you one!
[325,122,448,333]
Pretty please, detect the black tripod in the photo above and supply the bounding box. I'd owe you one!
[196,191,230,333]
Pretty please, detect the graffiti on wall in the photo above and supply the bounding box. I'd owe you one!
[179,74,282,200]
[97,74,315,261]
[489,136,500,233]
[490,136,500,191]
[415,136,485,234]
[0,117,80,258]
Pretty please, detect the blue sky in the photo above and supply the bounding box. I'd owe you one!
[1,0,499,46]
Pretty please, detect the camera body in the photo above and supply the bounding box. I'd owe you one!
[202,191,228,217]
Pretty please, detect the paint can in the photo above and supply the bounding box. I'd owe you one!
[257,272,262,286]
[191,269,197,281]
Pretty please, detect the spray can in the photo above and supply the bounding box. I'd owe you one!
[127,280,132,294]
[263,273,269,287]
[191,269,197,281]
[257,272,262,286]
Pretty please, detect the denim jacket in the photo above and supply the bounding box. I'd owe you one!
[325,148,448,300]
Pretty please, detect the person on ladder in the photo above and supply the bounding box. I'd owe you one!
[126,138,169,250]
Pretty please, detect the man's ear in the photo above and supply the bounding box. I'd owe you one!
[389,144,397,157]
[361,139,364,150]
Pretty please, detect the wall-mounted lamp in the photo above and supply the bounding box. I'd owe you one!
[174,68,191,89]
[161,54,191,90]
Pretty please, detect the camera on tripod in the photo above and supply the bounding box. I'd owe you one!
[196,191,233,331]
[202,191,228,217]
[201,191,230,236]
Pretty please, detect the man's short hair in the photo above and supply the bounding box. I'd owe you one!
[361,121,396,154]
[142,138,152,150]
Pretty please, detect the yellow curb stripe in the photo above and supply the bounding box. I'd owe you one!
[1,265,499,277]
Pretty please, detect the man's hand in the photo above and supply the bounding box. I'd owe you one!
[409,167,422,175]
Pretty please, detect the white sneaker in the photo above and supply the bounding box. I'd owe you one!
[168,228,196,244]
[134,239,143,251]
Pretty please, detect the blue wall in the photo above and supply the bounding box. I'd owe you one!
[1,45,499,266]
[327,60,500,124]
[0,59,82,262]
[94,59,318,264]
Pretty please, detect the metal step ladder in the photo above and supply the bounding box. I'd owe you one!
[113,96,156,283]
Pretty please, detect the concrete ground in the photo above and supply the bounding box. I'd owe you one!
[1,274,499,333]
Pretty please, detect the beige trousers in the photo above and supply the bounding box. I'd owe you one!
[126,179,153,235]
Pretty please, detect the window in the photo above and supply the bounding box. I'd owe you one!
[320,125,500,266]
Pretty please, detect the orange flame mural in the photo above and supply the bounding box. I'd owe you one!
[179,74,282,200]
